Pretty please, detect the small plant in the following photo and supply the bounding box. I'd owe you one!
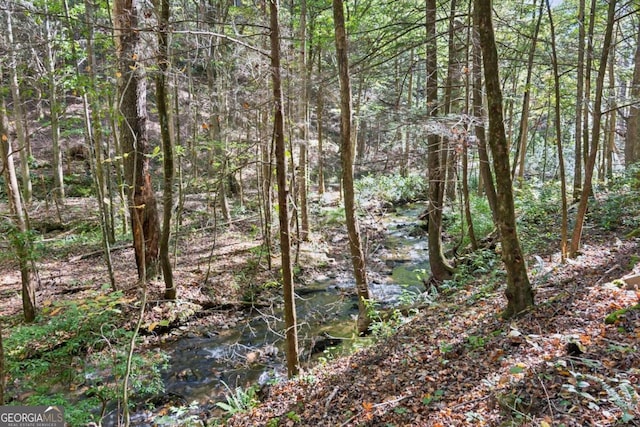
[466,335,486,350]
[286,411,301,422]
[215,382,258,416]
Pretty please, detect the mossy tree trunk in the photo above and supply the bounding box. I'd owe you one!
[333,0,372,335]
[426,0,454,282]
[155,0,176,299]
[474,0,534,318]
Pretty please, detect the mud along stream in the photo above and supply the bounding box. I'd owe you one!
[138,204,430,422]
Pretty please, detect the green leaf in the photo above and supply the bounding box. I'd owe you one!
[509,365,524,374]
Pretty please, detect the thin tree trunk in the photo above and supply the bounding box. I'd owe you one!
[64,0,117,290]
[472,26,498,219]
[333,0,371,335]
[570,0,617,257]
[270,0,299,377]
[475,0,534,318]
[316,48,326,194]
[513,0,544,181]
[298,0,310,241]
[6,8,32,204]
[1,95,36,322]
[546,0,568,262]
[625,19,640,168]
[427,0,454,282]
[582,0,597,173]
[44,4,65,201]
[573,0,585,199]
[156,0,176,299]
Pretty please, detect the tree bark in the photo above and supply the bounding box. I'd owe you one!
[114,0,161,280]
[546,0,568,262]
[298,0,310,241]
[472,26,498,219]
[44,4,65,201]
[625,20,640,168]
[333,0,372,335]
[155,0,176,299]
[513,0,544,181]
[1,94,36,322]
[570,0,617,257]
[573,0,585,199]
[6,8,32,204]
[270,0,299,377]
[426,0,454,282]
[475,0,534,318]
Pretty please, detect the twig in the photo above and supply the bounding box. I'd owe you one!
[450,394,491,410]
[324,386,339,417]
[539,376,554,419]
[373,393,412,408]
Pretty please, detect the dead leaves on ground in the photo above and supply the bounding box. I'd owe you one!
[227,241,640,426]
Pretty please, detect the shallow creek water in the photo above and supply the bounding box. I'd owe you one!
[143,203,430,422]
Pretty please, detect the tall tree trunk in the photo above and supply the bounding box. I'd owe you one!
[1,95,36,323]
[64,0,117,291]
[546,0,568,262]
[513,0,544,181]
[316,48,326,194]
[114,0,161,280]
[443,0,461,202]
[426,0,454,282]
[573,0,586,199]
[625,19,640,168]
[6,8,32,204]
[298,0,310,241]
[44,4,65,201]
[270,0,299,377]
[333,0,372,335]
[156,0,176,299]
[475,0,534,318]
[570,0,617,257]
[472,26,498,219]
[582,0,597,174]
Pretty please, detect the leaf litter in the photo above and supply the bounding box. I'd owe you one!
[227,238,640,426]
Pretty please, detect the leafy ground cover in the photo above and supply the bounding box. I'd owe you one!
[1,171,639,426]
[226,236,640,426]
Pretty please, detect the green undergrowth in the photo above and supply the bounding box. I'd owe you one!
[356,173,427,205]
[3,290,167,425]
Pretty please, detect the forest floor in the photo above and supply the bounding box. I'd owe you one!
[1,176,639,426]
[225,223,640,427]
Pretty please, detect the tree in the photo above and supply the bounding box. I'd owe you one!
[1,90,37,323]
[426,0,454,282]
[569,0,617,257]
[546,0,568,262]
[155,0,176,299]
[114,0,161,280]
[333,0,372,335]
[5,7,32,204]
[474,0,534,318]
[270,0,299,377]
[625,19,640,168]
[573,0,586,200]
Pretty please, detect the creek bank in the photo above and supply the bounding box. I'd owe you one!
[135,202,432,425]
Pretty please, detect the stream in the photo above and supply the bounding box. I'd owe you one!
[132,203,430,424]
